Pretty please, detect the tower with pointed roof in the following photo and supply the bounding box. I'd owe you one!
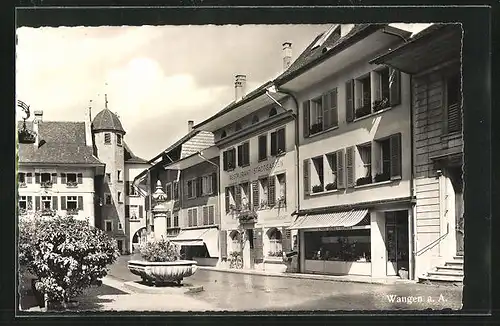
[91,94,128,252]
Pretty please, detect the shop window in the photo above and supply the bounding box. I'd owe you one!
[258,135,267,161]
[356,144,372,186]
[188,207,198,227]
[311,156,324,193]
[304,229,371,262]
[237,142,250,167]
[267,228,283,257]
[354,75,372,119]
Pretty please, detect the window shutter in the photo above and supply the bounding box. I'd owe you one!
[196,177,202,197]
[389,68,401,107]
[125,205,130,218]
[26,173,32,184]
[249,181,258,210]
[230,149,236,169]
[145,195,150,211]
[223,151,228,171]
[244,142,250,165]
[225,188,230,212]
[253,229,263,260]
[78,196,83,210]
[209,206,215,224]
[138,206,143,218]
[258,135,267,160]
[35,196,40,211]
[61,196,67,210]
[277,128,286,153]
[211,172,217,194]
[187,209,192,227]
[346,80,355,123]
[51,173,57,184]
[336,148,346,189]
[220,230,227,258]
[203,206,209,225]
[268,176,276,207]
[448,103,461,133]
[193,208,198,226]
[35,173,40,184]
[270,132,277,156]
[52,196,58,210]
[390,133,402,179]
[77,173,83,184]
[281,227,292,252]
[235,184,242,209]
[322,93,331,130]
[330,89,338,127]
[125,181,130,196]
[346,146,356,187]
[237,144,243,167]
[61,173,67,184]
[303,100,310,138]
[303,159,311,196]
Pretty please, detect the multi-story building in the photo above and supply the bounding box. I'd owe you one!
[18,110,104,227]
[193,71,298,271]
[371,24,463,283]
[18,97,148,255]
[269,23,415,278]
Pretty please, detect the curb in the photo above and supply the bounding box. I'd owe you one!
[101,276,135,294]
[198,266,418,285]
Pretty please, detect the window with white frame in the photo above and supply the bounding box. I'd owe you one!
[42,196,52,210]
[173,181,179,200]
[105,220,113,232]
[202,205,215,225]
[268,228,283,256]
[259,177,269,209]
[66,196,78,210]
[187,179,196,199]
[65,173,78,186]
[237,142,250,167]
[356,143,372,186]
[309,97,323,134]
[276,173,286,207]
[18,173,26,186]
[373,133,402,182]
[202,174,213,196]
[373,67,391,112]
[188,208,198,227]
[354,74,372,119]
[325,152,338,191]
[311,156,324,193]
[41,173,51,183]
[105,193,112,205]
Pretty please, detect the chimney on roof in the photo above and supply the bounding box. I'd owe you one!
[188,120,194,132]
[234,75,247,102]
[282,42,292,71]
[34,110,43,122]
[32,110,43,148]
[85,101,93,147]
[340,24,355,38]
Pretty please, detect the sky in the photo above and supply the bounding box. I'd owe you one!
[16,23,431,161]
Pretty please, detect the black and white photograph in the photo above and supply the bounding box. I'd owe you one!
[13,7,491,315]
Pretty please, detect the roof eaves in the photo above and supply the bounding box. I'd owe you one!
[147,130,200,164]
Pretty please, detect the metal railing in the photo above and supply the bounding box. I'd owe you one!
[415,222,449,256]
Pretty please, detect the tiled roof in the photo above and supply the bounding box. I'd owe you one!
[180,131,215,159]
[17,121,103,165]
[91,108,126,134]
[124,141,149,164]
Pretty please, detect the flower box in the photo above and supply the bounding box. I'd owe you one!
[356,176,372,186]
[309,123,323,135]
[41,209,56,217]
[18,208,27,215]
[355,104,371,119]
[19,182,27,188]
[372,98,390,112]
[40,181,53,188]
[374,172,390,183]
[66,209,79,216]
[325,182,337,191]
[66,181,78,188]
[312,185,324,193]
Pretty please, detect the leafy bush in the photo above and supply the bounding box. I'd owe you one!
[18,215,119,303]
[139,238,180,262]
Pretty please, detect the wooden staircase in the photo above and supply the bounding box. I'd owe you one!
[418,256,463,286]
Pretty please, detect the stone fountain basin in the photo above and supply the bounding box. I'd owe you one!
[128,260,198,285]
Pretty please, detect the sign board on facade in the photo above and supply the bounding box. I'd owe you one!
[228,158,284,182]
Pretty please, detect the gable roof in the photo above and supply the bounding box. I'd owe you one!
[18,121,103,165]
[124,141,149,164]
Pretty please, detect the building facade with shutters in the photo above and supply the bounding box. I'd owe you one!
[371,24,464,283]
[193,75,298,272]
[272,24,416,278]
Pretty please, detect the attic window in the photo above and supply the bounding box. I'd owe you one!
[252,115,259,124]
[104,133,111,144]
[117,134,122,146]
[269,107,277,117]
[221,130,227,139]
[311,24,340,50]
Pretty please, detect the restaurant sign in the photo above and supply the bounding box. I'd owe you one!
[228,159,284,182]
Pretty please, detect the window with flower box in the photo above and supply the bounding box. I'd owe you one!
[302,89,338,137]
[18,196,31,214]
[36,172,54,187]
[188,207,198,227]
[18,173,26,187]
[303,149,345,196]
[222,148,236,171]
[201,174,214,196]
[62,173,82,187]
[61,196,83,213]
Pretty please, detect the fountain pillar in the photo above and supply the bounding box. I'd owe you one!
[151,180,168,241]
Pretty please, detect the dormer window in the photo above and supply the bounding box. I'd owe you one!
[252,115,259,124]
[117,134,122,146]
[311,25,340,50]
[269,107,277,117]
[221,130,227,139]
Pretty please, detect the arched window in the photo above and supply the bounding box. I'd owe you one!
[221,130,227,138]
[269,107,277,117]
[230,230,242,253]
[267,228,283,256]
[252,115,259,124]
[235,122,242,131]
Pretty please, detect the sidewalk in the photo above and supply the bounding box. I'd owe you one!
[198,266,418,285]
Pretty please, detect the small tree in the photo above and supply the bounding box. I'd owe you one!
[18,215,119,304]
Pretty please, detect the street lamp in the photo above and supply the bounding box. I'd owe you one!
[17,100,37,144]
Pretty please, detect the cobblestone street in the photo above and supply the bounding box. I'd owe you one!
[107,254,463,311]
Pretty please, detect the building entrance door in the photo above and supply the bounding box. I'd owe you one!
[385,211,409,277]
[117,239,123,254]
[447,166,464,256]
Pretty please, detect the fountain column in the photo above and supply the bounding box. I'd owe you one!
[152,180,168,241]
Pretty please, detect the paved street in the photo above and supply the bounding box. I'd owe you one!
[107,254,463,311]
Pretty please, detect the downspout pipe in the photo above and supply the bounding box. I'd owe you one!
[409,74,417,281]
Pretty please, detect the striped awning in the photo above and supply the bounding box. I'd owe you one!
[289,209,369,230]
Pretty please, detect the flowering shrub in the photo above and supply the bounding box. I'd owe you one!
[139,238,180,262]
[18,215,119,303]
